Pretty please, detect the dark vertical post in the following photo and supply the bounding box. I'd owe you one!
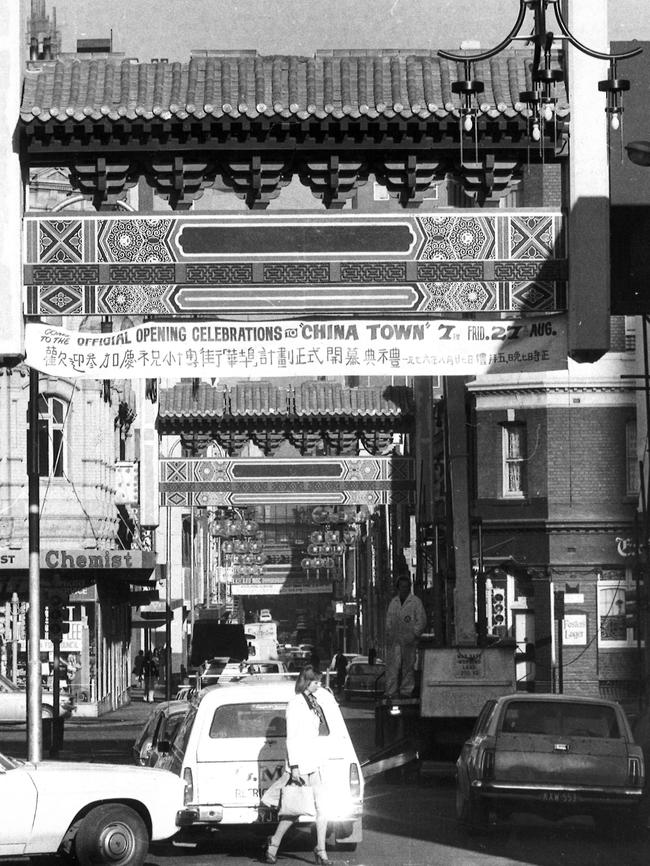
[642,316,650,704]
[27,367,42,761]
[633,509,643,713]
[475,521,487,645]
[444,376,476,646]
[554,590,565,694]
[165,507,172,702]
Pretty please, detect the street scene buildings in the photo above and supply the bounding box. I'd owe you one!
[2,0,650,744]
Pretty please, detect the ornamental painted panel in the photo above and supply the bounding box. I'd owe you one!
[159,456,415,506]
[23,212,565,317]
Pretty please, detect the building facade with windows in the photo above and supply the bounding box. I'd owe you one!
[464,319,641,706]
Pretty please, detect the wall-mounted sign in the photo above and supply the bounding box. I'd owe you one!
[0,548,155,571]
[563,614,588,646]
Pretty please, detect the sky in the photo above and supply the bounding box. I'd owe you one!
[46,0,650,62]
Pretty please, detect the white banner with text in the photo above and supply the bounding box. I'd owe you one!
[25,317,567,378]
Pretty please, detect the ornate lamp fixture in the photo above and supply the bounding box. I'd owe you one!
[439,0,642,145]
[301,507,358,577]
[209,509,267,582]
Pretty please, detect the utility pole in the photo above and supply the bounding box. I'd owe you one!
[444,376,476,647]
[27,367,42,761]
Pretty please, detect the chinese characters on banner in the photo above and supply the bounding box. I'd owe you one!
[25,317,568,379]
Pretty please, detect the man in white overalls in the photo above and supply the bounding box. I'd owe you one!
[385,575,427,698]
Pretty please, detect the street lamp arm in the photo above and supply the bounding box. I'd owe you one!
[552,2,643,61]
[438,0,643,66]
[438,0,528,63]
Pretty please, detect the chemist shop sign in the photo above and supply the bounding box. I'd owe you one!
[0,548,155,572]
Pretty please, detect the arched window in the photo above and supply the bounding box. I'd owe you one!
[38,395,66,477]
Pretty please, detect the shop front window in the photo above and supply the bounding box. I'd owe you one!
[598,578,636,648]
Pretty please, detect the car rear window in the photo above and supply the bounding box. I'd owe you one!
[349,664,383,675]
[160,711,188,743]
[209,702,289,738]
[501,701,620,738]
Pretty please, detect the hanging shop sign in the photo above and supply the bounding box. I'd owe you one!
[231,579,333,596]
[25,316,567,379]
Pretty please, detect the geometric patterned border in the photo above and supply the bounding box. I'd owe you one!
[24,213,566,317]
[26,279,564,316]
[160,456,415,507]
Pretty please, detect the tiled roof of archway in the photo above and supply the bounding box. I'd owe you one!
[158,380,413,423]
[293,381,413,417]
[20,49,569,124]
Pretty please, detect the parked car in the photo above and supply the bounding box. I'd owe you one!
[456,693,645,832]
[133,700,190,767]
[0,748,184,866]
[246,660,288,675]
[178,660,290,701]
[323,654,382,688]
[259,609,273,622]
[0,672,74,723]
[194,657,248,688]
[159,678,363,850]
[343,662,386,700]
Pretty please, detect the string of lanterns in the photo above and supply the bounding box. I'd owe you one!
[301,528,357,573]
[301,506,359,574]
[209,511,267,579]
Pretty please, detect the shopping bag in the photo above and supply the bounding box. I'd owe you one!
[278,780,316,818]
[261,771,290,808]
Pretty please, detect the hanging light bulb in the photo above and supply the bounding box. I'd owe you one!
[463,113,473,133]
[611,112,621,131]
[532,121,541,142]
[542,103,553,123]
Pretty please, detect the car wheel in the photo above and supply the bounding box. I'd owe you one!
[73,804,148,866]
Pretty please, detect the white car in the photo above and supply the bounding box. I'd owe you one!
[0,672,74,722]
[259,609,273,622]
[0,749,184,866]
[160,678,363,850]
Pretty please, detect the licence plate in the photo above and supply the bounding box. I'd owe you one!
[542,791,577,804]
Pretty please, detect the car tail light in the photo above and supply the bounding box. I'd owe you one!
[183,768,194,805]
[480,748,495,781]
[349,763,361,798]
[627,756,643,787]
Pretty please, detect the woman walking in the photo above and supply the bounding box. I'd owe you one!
[264,665,332,865]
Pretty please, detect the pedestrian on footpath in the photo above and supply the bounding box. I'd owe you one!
[334,649,347,697]
[132,649,144,685]
[142,650,158,702]
[384,575,426,698]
